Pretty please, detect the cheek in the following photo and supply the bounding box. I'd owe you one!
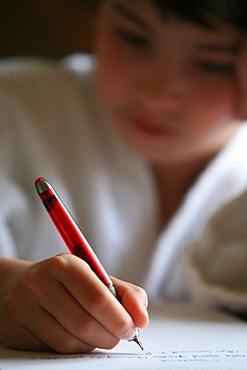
[191,78,239,125]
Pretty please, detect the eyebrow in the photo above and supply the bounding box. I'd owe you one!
[111,1,151,32]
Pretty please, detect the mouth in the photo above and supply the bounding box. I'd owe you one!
[132,116,176,137]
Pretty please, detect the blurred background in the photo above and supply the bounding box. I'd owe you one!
[0,0,100,59]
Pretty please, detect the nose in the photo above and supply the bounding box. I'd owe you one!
[133,57,184,112]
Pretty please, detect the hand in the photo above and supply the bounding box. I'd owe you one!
[0,254,149,353]
[237,36,247,119]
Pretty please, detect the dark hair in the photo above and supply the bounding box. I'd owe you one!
[149,0,247,30]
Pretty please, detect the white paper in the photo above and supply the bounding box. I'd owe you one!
[1,304,247,369]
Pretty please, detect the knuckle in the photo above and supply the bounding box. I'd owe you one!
[46,254,75,280]
[52,253,91,278]
[75,314,95,336]
[88,287,111,312]
[50,254,70,271]
[114,315,134,339]
[134,284,146,296]
[130,284,148,306]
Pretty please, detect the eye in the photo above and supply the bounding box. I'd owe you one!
[200,62,235,75]
[114,28,148,47]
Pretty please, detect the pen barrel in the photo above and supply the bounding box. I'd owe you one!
[39,188,112,287]
[36,179,144,350]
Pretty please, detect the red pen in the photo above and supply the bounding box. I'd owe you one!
[35,177,144,351]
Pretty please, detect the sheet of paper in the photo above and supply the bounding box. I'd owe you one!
[1,304,247,369]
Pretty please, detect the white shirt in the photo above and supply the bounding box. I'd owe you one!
[0,54,247,312]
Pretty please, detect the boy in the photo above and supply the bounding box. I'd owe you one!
[0,0,247,353]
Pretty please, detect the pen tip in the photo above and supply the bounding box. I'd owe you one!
[129,329,145,351]
[133,337,145,351]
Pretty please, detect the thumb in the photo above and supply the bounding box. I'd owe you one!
[112,277,149,329]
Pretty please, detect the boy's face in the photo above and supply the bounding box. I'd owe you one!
[94,0,245,165]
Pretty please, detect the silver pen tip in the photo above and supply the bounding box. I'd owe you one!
[132,336,145,351]
[129,329,145,351]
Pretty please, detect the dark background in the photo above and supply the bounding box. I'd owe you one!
[0,0,100,58]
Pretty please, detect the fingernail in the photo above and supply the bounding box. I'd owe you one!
[142,302,148,311]
[120,325,137,340]
[142,302,149,317]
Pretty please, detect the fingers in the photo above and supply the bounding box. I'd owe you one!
[2,298,95,353]
[0,257,98,353]
[112,277,149,328]
[0,254,149,353]
[0,254,148,353]
[21,304,97,353]
[54,254,137,342]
